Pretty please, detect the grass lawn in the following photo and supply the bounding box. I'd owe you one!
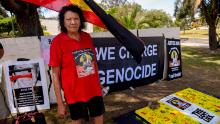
[179,46,220,96]
[182,46,220,69]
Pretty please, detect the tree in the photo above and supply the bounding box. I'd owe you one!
[174,19,191,33]
[174,0,220,50]
[0,0,43,36]
[0,17,17,35]
[107,3,173,29]
[100,0,127,9]
[144,9,173,28]
[108,3,150,29]
[0,5,8,18]
[119,4,143,29]
[95,2,173,31]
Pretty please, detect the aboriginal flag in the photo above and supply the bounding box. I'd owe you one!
[21,0,144,63]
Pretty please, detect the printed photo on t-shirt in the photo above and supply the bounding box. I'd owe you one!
[73,48,95,78]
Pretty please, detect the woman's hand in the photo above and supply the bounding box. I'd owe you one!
[57,103,67,118]
[52,66,67,118]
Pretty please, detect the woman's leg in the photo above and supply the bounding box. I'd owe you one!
[69,120,81,124]
[91,115,103,124]
[69,102,87,124]
[88,96,105,124]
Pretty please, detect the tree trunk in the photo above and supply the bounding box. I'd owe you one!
[1,0,43,36]
[200,0,219,50]
[208,24,219,50]
[15,7,43,36]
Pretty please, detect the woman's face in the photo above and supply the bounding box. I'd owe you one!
[64,11,81,33]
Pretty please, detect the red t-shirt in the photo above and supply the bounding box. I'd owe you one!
[49,32,102,104]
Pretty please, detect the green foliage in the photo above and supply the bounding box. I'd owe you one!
[175,0,220,50]
[144,9,173,28]
[174,0,219,28]
[116,3,144,29]
[100,0,127,9]
[103,3,173,30]
[1,0,44,36]
[174,0,195,31]
[94,2,173,32]
[0,17,17,34]
[174,19,191,31]
[174,0,194,20]
[0,15,4,19]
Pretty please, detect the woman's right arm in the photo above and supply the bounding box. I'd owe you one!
[51,66,66,118]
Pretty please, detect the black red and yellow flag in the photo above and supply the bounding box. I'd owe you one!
[22,0,105,28]
[21,0,145,62]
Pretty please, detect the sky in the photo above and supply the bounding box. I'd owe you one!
[44,0,176,18]
[128,0,176,16]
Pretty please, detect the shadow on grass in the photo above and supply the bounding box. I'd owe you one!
[180,46,220,98]
[182,46,220,69]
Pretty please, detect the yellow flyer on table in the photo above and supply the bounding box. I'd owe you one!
[135,88,220,124]
[175,88,220,116]
[135,102,200,124]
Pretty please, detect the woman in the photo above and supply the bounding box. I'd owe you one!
[49,5,104,124]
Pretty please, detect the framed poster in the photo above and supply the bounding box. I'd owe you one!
[4,58,50,114]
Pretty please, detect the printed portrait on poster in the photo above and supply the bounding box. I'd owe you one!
[169,47,180,67]
[73,48,95,78]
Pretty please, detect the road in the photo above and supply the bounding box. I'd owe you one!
[181,38,209,48]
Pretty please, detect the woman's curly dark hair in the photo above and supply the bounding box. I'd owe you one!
[58,5,85,33]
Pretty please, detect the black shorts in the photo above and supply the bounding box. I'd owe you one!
[68,96,105,120]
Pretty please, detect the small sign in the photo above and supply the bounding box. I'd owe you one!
[166,96,191,110]
[166,38,182,80]
[13,86,44,107]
